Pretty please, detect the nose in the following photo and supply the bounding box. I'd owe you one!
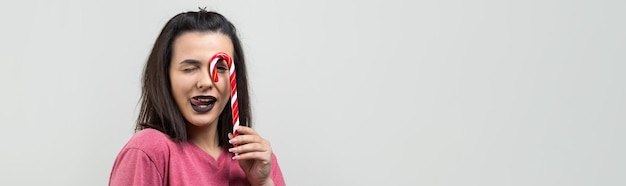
[196,66,214,90]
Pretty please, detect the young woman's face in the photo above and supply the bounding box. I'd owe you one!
[169,31,234,128]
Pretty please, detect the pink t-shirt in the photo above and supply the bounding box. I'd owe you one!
[109,129,285,186]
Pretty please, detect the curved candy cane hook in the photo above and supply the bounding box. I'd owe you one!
[208,52,240,139]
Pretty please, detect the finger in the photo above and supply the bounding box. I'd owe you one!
[232,151,272,164]
[229,134,267,146]
[228,133,234,140]
[228,143,269,154]
[235,126,258,135]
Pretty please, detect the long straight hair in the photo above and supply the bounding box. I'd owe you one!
[136,10,251,147]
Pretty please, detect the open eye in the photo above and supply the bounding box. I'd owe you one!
[216,59,228,72]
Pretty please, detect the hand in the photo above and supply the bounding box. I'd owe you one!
[228,126,274,186]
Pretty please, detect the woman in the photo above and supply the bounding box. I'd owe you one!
[109,9,285,186]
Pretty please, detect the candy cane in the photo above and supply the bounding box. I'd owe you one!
[208,52,240,138]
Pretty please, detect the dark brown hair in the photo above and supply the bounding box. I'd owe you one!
[136,10,251,147]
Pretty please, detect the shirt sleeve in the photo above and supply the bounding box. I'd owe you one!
[109,148,163,186]
[270,153,286,186]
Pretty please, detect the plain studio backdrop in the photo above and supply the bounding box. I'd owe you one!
[0,0,624,185]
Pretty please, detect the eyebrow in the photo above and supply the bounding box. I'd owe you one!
[179,59,201,65]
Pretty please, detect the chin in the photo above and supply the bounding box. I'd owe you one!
[182,105,223,127]
[187,116,217,127]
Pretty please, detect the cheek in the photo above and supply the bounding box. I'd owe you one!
[218,81,231,97]
[170,74,190,100]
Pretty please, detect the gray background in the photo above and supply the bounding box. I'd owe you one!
[0,0,624,185]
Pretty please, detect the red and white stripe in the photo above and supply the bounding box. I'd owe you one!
[209,52,240,138]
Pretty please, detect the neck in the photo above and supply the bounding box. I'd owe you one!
[187,122,221,152]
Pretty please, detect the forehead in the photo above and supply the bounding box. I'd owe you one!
[171,31,234,60]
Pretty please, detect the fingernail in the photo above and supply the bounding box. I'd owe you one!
[228,148,235,152]
[229,139,237,144]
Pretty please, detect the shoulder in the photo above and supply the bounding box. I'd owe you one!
[270,153,286,186]
[122,128,177,159]
[110,129,174,185]
[112,129,177,176]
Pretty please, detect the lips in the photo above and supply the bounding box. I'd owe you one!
[190,95,217,113]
